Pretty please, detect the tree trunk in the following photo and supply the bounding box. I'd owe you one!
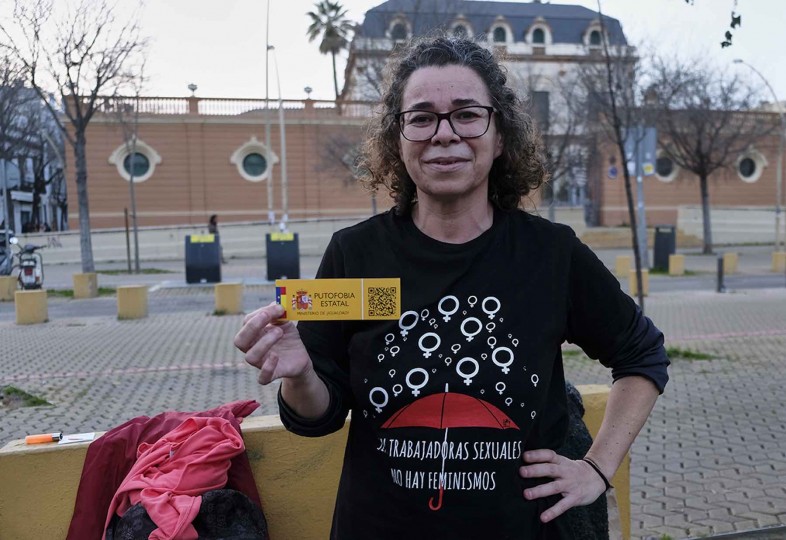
[74,129,95,272]
[699,173,713,255]
[331,52,340,100]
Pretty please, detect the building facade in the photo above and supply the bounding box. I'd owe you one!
[63,0,783,239]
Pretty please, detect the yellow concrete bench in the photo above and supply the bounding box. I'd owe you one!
[0,275,16,301]
[628,269,649,297]
[773,251,786,273]
[73,273,98,299]
[0,385,629,539]
[117,285,148,320]
[668,254,685,276]
[215,282,244,315]
[15,289,48,324]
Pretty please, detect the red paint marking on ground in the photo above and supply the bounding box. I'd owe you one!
[1,362,239,383]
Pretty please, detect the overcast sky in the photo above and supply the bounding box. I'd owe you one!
[138,0,785,104]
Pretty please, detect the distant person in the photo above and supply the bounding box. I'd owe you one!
[208,214,219,235]
[208,214,226,263]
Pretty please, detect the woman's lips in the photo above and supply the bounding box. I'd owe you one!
[423,158,469,172]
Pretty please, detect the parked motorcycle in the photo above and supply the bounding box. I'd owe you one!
[4,237,46,290]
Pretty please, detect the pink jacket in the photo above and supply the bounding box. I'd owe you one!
[103,416,245,540]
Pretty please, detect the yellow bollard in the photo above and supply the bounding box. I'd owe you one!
[214,283,244,315]
[614,255,632,278]
[722,252,738,275]
[628,269,649,297]
[72,273,98,299]
[15,290,48,325]
[0,276,16,301]
[668,254,685,276]
[772,252,786,273]
[117,285,148,320]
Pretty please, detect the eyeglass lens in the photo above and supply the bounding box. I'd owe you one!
[399,106,492,141]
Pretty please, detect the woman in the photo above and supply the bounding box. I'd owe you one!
[235,36,668,539]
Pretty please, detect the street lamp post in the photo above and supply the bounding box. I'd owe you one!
[268,45,288,232]
[734,59,785,252]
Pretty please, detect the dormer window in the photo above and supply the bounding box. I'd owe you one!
[526,20,552,46]
[453,24,468,38]
[589,30,602,46]
[532,28,545,44]
[493,27,507,43]
[391,23,407,41]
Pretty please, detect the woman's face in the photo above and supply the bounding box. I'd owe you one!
[398,64,503,206]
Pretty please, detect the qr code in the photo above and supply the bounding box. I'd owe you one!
[368,286,397,317]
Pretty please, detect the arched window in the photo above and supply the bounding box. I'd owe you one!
[453,24,468,38]
[493,27,507,43]
[391,23,407,41]
[589,30,602,46]
[532,28,545,44]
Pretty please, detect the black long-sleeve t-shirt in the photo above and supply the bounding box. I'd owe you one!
[279,208,669,540]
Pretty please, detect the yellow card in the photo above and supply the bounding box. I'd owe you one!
[276,278,401,321]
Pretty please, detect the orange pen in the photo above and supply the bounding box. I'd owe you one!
[25,432,63,445]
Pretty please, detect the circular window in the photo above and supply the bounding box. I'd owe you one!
[242,153,267,177]
[108,140,161,183]
[230,136,278,182]
[123,153,150,178]
[656,157,673,178]
[736,150,766,183]
[739,157,756,178]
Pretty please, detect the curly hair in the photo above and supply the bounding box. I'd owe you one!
[358,35,548,214]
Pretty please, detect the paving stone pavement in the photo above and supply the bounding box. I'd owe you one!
[1,272,786,539]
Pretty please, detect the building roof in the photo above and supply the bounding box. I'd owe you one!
[358,0,627,45]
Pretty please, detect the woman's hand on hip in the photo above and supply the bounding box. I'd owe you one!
[234,302,312,385]
[518,449,608,523]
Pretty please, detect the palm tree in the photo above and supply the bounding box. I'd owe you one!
[306,1,354,100]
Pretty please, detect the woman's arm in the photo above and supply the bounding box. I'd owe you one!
[519,375,659,522]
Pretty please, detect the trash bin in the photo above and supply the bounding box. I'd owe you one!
[653,225,676,272]
[185,234,221,284]
[266,232,300,280]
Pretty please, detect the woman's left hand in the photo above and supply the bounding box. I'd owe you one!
[518,449,608,523]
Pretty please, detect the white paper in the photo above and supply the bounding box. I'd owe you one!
[58,432,96,445]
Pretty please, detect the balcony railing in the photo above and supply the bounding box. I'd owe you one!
[85,96,379,119]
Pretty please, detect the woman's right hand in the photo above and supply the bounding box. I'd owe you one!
[234,302,312,385]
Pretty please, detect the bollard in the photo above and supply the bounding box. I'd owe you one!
[15,290,48,325]
[722,252,738,275]
[117,285,148,320]
[0,276,16,301]
[668,254,685,276]
[716,254,726,293]
[773,252,786,273]
[214,283,243,315]
[72,273,98,299]
[628,269,649,297]
[614,255,632,278]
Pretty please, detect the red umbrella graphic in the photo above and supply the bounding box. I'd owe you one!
[381,384,520,510]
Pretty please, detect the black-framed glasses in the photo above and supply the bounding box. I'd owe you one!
[395,105,496,142]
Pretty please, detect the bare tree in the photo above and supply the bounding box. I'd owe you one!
[580,2,657,310]
[650,55,775,254]
[0,0,146,272]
